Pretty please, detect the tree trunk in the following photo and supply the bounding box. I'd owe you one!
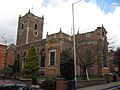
[86,69,89,80]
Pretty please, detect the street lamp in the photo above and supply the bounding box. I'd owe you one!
[72,0,82,87]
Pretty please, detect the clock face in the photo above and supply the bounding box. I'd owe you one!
[33,30,38,36]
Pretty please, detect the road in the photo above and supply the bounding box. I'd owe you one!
[31,81,120,90]
[77,81,120,90]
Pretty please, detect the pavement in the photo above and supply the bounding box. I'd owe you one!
[77,81,120,90]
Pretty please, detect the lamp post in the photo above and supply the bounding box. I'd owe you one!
[72,0,82,87]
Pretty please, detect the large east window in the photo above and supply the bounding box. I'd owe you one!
[49,50,55,65]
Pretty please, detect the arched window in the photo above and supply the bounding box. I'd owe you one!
[35,24,38,30]
[40,49,45,67]
[102,32,104,36]
[21,24,24,29]
[49,49,55,65]
[17,54,20,61]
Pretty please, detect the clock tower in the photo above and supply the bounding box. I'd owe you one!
[16,10,44,46]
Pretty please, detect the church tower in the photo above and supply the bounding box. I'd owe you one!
[16,10,44,46]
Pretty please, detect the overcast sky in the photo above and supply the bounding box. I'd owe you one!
[0,0,120,48]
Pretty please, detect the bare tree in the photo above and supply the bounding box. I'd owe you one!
[114,47,120,72]
[75,46,96,80]
[60,40,96,80]
[107,35,119,51]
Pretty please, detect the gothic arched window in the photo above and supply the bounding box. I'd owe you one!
[35,24,38,30]
[21,24,24,29]
[49,49,56,65]
[40,49,45,67]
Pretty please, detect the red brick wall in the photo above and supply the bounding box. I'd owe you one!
[0,46,4,70]
[0,44,15,70]
[76,26,108,76]
[45,41,60,77]
[6,50,14,66]
[56,79,64,90]
[107,50,116,73]
[45,31,72,77]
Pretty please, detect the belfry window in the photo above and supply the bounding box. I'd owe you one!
[102,32,104,36]
[35,24,38,30]
[21,24,24,29]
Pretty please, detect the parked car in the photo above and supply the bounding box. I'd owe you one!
[0,80,32,90]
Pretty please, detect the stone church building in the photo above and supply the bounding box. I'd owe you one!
[16,11,109,77]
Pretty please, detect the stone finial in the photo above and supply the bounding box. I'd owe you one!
[19,14,21,17]
[46,32,49,40]
[59,28,62,32]
[19,15,21,20]
[77,30,79,34]
[47,32,48,35]
[102,24,103,28]
[42,15,44,18]
[102,24,105,30]
[28,9,30,13]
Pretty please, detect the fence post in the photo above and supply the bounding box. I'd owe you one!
[56,78,64,90]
